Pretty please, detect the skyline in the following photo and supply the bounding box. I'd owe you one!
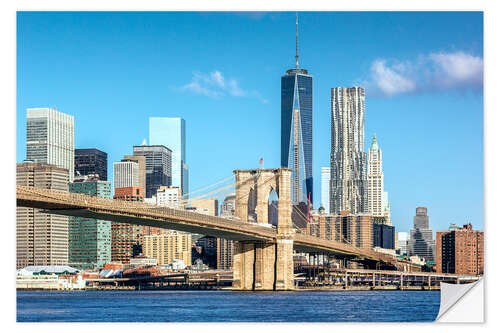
[16,11,484,233]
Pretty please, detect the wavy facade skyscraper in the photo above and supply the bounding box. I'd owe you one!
[330,87,367,214]
[280,14,313,205]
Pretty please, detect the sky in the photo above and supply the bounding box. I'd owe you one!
[16,11,484,234]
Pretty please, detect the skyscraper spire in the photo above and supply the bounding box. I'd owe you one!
[371,133,379,150]
[295,12,299,70]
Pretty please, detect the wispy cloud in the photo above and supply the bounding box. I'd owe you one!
[363,51,483,97]
[179,70,267,103]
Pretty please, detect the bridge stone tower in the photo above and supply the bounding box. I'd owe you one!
[232,168,294,291]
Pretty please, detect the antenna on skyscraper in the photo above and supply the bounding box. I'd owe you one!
[295,12,299,70]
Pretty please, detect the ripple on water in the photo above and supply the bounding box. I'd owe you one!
[17,290,440,322]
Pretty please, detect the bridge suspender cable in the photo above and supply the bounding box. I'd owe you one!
[181,175,235,199]
[180,182,236,203]
[182,170,263,202]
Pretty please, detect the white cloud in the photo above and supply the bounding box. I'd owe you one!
[429,52,483,87]
[180,81,220,98]
[371,60,417,96]
[210,71,225,88]
[365,51,483,97]
[179,70,266,103]
[228,79,246,97]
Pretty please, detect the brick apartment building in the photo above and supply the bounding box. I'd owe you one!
[308,210,373,250]
[436,223,484,274]
[111,186,146,263]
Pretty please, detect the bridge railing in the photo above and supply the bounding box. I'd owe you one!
[17,186,278,239]
[18,186,396,264]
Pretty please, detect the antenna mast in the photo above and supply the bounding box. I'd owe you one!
[295,12,299,70]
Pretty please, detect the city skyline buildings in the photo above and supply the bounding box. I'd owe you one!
[16,12,484,234]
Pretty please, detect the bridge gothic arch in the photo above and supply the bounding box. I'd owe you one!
[232,168,294,291]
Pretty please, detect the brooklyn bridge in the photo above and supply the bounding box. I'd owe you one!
[18,167,417,291]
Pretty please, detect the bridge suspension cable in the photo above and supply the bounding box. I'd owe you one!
[181,175,235,199]
[182,170,265,203]
[180,182,236,203]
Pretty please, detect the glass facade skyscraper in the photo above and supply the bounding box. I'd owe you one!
[281,68,313,205]
[26,107,74,182]
[409,207,435,262]
[133,145,172,198]
[69,176,112,269]
[149,117,189,197]
[75,148,108,181]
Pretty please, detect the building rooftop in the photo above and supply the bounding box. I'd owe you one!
[17,265,80,276]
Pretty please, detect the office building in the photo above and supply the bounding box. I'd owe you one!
[123,155,146,195]
[373,222,395,249]
[281,15,313,205]
[111,187,145,264]
[69,175,112,269]
[114,186,163,237]
[190,198,219,216]
[408,207,435,262]
[114,186,143,201]
[382,191,391,225]
[155,186,183,209]
[330,87,367,215]
[16,162,69,269]
[221,195,236,217]
[321,167,330,213]
[133,145,172,198]
[367,134,388,220]
[26,107,74,181]
[74,148,107,181]
[217,238,233,270]
[396,232,409,256]
[113,160,139,189]
[308,211,373,250]
[193,236,218,268]
[436,224,484,274]
[149,117,189,196]
[218,195,236,269]
[143,231,192,267]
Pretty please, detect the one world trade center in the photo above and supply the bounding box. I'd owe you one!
[281,14,313,205]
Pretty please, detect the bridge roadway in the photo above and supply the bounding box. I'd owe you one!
[16,186,395,265]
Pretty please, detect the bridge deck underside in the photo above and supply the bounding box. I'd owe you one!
[48,208,268,242]
[16,186,394,264]
[44,208,385,262]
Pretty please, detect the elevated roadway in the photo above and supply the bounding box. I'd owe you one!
[17,186,395,265]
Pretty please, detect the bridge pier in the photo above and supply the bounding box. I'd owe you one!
[232,238,294,291]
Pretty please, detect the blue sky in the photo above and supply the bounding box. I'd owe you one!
[16,11,483,233]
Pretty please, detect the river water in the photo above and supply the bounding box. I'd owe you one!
[17,290,440,322]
